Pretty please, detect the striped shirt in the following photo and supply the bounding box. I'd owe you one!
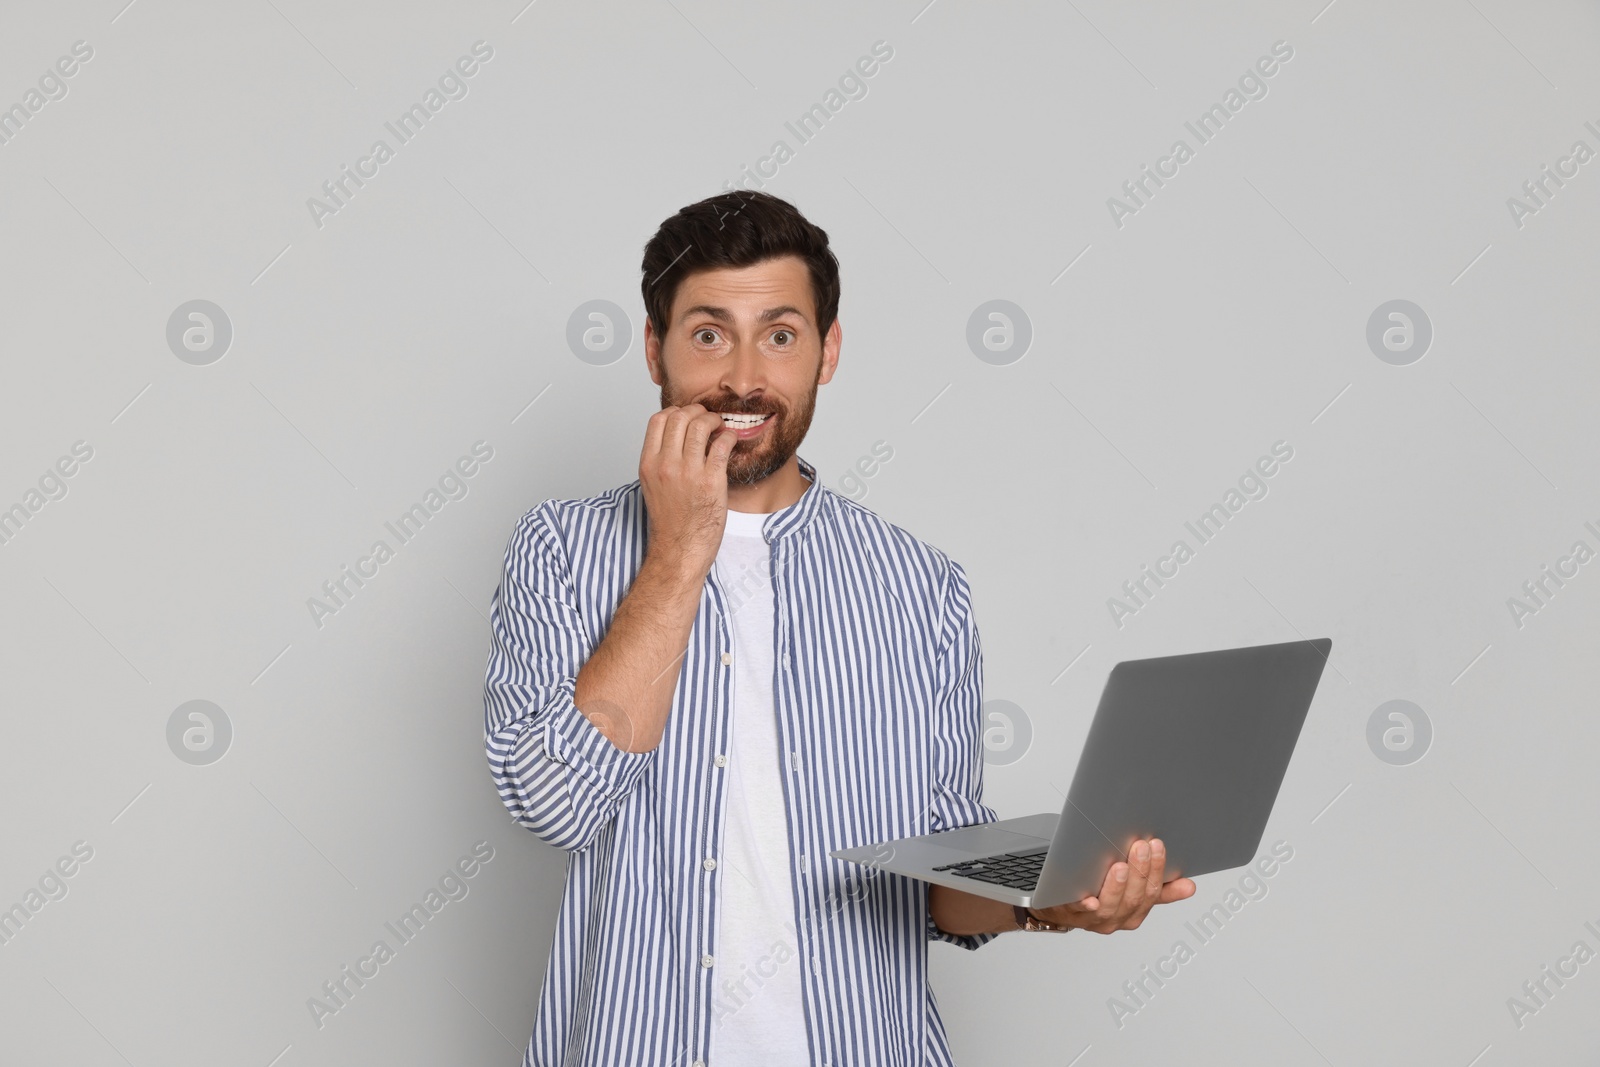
[483,454,1000,1067]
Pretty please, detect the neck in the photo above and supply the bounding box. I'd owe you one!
[727,455,809,513]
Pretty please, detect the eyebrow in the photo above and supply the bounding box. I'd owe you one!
[678,304,809,326]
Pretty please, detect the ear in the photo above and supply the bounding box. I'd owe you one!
[817,316,842,385]
[644,316,664,386]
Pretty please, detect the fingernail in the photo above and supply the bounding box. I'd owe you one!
[1152,841,1164,857]
[1117,866,1128,881]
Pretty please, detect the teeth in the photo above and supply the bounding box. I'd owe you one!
[721,413,770,427]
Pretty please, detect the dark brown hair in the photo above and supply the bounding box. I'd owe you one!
[640,190,841,342]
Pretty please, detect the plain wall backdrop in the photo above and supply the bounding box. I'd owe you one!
[2,0,1597,1063]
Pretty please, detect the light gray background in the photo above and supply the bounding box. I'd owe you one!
[2,1,1597,1064]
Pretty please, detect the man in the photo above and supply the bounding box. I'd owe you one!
[483,190,1195,1067]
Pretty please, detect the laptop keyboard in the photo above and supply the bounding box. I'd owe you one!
[931,847,1047,890]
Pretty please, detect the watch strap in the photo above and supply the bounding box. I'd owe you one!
[1014,904,1070,932]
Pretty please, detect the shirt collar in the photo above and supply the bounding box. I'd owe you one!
[762,454,825,545]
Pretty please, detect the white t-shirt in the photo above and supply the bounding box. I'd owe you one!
[708,507,810,1065]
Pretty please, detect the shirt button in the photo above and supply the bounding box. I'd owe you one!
[703,857,717,872]
[714,754,728,768]
[701,953,715,969]
[721,651,732,665]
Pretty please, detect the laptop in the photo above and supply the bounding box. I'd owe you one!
[830,637,1332,909]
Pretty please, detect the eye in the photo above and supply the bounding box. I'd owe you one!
[771,329,793,345]
[696,329,719,345]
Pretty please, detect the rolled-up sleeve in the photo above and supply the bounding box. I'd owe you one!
[925,557,1003,951]
[483,505,654,852]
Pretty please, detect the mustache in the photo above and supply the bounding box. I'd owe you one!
[699,398,781,415]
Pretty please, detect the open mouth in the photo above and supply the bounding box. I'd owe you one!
[719,413,772,430]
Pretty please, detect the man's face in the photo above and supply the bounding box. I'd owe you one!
[646,255,840,487]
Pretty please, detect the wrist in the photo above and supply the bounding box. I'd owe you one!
[635,555,710,620]
[1014,905,1072,933]
[642,545,710,590]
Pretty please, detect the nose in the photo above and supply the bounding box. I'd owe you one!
[720,337,770,403]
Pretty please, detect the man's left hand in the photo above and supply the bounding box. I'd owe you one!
[1030,837,1195,934]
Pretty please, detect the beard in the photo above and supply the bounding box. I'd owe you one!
[659,367,819,488]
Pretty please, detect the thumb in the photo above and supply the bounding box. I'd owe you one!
[707,425,736,467]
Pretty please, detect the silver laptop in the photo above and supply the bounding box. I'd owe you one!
[830,638,1331,909]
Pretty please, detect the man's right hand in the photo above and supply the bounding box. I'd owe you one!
[572,404,735,754]
[639,403,737,577]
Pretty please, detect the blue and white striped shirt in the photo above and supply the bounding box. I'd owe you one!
[484,454,999,1067]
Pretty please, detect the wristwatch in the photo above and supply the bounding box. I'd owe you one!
[1013,905,1070,932]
